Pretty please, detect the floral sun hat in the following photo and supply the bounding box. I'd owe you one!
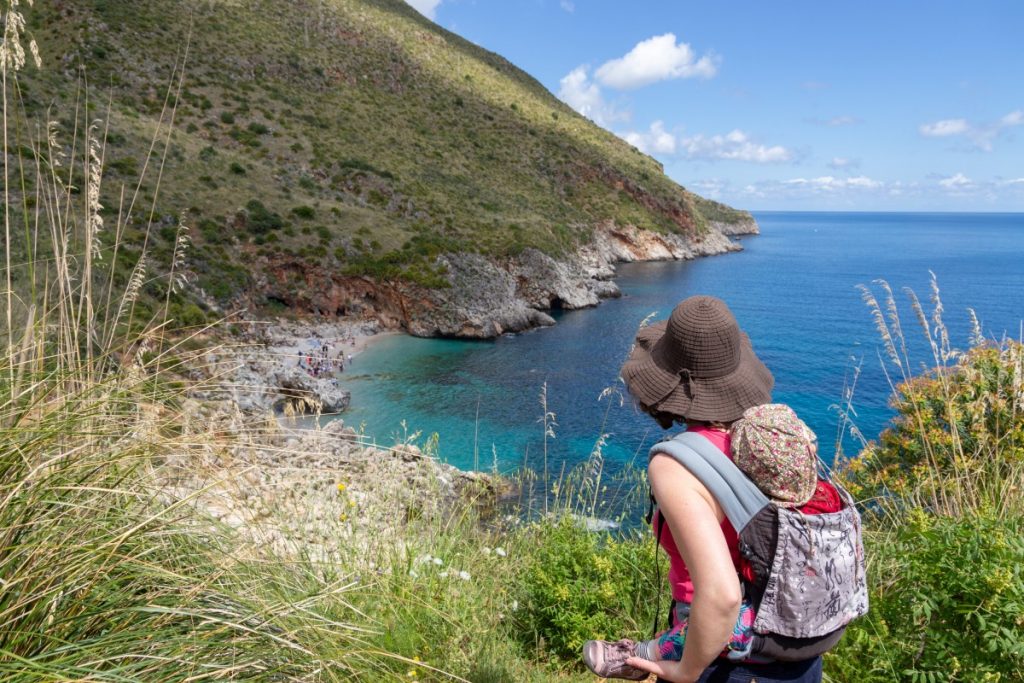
[730,403,818,507]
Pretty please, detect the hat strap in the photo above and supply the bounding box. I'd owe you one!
[679,368,697,401]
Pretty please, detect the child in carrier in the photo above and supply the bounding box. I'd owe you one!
[583,404,842,680]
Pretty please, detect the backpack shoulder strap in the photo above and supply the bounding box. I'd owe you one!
[649,431,770,533]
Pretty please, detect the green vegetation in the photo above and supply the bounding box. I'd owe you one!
[830,513,1024,682]
[245,199,286,234]
[8,4,1019,682]
[19,0,752,310]
[515,516,660,661]
[826,283,1024,682]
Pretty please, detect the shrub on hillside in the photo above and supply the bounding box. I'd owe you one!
[243,199,284,234]
[512,517,661,663]
[839,340,1024,515]
[829,513,1024,682]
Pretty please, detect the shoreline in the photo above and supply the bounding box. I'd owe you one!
[260,321,397,374]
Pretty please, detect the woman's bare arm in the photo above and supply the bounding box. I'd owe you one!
[626,453,742,683]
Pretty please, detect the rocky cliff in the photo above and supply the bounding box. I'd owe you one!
[256,217,758,338]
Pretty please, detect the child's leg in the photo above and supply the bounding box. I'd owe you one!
[724,600,756,660]
[654,619,687,661]
[633,601,690,662]
[636,600,756,663]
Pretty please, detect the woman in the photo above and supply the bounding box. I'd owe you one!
[620,296,822,683]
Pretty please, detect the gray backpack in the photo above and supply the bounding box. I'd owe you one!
[650,431,869,661]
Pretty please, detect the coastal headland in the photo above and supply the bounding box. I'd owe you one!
[255,217,758,340]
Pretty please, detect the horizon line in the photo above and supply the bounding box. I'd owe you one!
[746,209,1024,215]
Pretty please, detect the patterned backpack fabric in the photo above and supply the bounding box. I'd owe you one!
[649,431,868,661]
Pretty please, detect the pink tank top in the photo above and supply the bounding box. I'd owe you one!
[651,425,741,603]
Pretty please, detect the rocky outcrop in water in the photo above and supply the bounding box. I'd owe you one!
[404,220,752,338]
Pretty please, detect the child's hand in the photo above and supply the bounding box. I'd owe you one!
[624,657,698,683]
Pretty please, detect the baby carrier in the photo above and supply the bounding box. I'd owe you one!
[649,431,868,661]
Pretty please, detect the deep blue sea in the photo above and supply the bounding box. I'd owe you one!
[337,212,1024,477]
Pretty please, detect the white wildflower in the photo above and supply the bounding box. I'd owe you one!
[409,569,418,579]
[495,547,507,557]
[432,557,443,566]
[481,546,491,555]
[458,570,471,581]
[438,570,448,579]
[511,600,519,611]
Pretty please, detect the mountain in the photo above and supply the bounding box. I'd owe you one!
[27,0,757,336]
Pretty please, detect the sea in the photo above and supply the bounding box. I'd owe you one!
[336,212,1024,481]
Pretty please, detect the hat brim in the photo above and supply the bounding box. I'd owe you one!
[621,320,774,423]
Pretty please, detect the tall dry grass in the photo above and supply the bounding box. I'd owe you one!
[0,5,396,678]
[842,275,1024,520]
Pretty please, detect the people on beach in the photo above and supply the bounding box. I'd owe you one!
[583,296,831,683]
[295,332,364,378]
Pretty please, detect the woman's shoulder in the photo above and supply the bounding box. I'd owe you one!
[679,425,732,457]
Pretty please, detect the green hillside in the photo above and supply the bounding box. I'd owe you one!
[22,0,750,314]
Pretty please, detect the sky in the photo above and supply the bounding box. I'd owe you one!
[403,0,1024,212]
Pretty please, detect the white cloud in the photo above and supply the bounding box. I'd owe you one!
[919,110,1024,151]
[709,172,1024,207]
[784,175,882,191]
[828,157,860,170]
[595,33,717,90]
[678,129,792,163]
[560,0,575,12]
[827,115,859,126]
[688,178,728,199]
[920,119,970,137]
[622,120,677,154]
[807,115,861,127]
[939,172,972,189]
[1000,110,1023,126]
[557,66,629,127]
[405,0,441,19]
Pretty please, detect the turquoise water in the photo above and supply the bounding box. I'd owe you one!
[339,212,1024,476]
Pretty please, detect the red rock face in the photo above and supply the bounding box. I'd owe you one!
[261,256,431,331]
[584,163,699,236]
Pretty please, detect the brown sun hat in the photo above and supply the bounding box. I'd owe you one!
[620,296,773,423]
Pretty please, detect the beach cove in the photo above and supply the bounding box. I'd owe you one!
[340,211,1024,474]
